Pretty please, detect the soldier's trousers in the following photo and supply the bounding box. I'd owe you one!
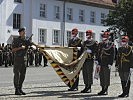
[0,56,2,66]
[70,77,79,89]
[82,59,94,86]
[13,56,26,89]
[99,66,110,87]
[119,71,131,95]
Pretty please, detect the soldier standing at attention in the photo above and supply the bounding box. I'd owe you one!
[81,30,97,93]
[115,36,133,97]
[12,28,32,95]
[96,32,114,95]
[68,28,83,91]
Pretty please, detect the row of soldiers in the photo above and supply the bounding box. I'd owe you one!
[0,44,48,67]
[68,28,133,98]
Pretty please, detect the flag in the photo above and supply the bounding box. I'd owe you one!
[39,46,87,88]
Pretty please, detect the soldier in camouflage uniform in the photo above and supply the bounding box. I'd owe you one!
[12,28,32,95]
[115,36,133,97]
[81,30,97,93]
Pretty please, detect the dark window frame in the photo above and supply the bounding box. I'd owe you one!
[13,13,21,29]
[14,0,22,3]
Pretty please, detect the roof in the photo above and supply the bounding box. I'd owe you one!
[61,0,115,9]
[83,0,113,5]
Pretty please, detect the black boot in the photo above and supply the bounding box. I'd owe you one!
[81,85,91,93]
[103,86,108,95]
[15,89,22,95]
[19,89,26,95]
[125,80,130,97]
[118,81,129,97]
[18,87,26,95]
[98,86,108,95]
[118,93,128,97]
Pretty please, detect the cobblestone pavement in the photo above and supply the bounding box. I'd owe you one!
[0,65,133,100]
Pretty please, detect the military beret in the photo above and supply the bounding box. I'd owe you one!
[18,28,25,32]
[72,28,78,32]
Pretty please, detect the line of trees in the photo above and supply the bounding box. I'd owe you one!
[104,0,133,42]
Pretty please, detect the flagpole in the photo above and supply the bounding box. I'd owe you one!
[61,0,66,47]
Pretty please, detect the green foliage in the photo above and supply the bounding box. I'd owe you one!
[105,0,133,41]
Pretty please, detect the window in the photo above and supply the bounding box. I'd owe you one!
[90,11,96,23]
[38,29,47,43]
[66,31,71,44]
[67,8,73,21]
[13,13,21,29]
[101,13,106,24]
[52,30,60,45]
[78,32,84,41]
[79,9,85,22]
[14,0,22,3]
[54,6,60,19]
[40,4,46,18]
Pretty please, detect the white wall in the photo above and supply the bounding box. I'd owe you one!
[0,0,111,46]
[0,0,6,43]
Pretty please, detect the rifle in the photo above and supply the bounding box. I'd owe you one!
[27,34,33,41]
[24,34,33,46]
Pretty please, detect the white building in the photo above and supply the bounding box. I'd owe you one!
[0,0,114,46]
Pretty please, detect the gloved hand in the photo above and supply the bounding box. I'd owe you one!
[108,65,112,69]
[77,47,81,50]
[86,49,92,53]
[130,68,133,73]
[95,61,99,65]
[94,65,100,80]
[21,45,26,49]
[96,65,101,72]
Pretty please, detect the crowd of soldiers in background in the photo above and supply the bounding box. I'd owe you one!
[0,43,48,67]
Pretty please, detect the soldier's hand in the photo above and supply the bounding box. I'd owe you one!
[95,60,99,65]
[130,68,133,73]
[77,47,81,50]
[86,49,92,53]
[96,65,101,72]
[108,65,111,69]
[21,45,26,49]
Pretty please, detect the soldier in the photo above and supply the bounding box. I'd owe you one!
[115,36,133,97]
[0,44,3,66]
[3,45,9,67]
[43,55,48,67]
[8,48,13,66]
[28,47,34,66]
[39,50,43,66]
[34,48,39,67]
[12,28,32,95]
[81,30,97,93]
[96,32,114,95]
[68,28,83,91]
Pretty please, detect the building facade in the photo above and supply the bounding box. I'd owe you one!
[0,0,114,46]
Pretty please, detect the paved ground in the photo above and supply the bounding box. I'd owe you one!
[0,64,133,100]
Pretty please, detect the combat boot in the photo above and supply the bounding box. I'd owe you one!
[98,86,108,95]
[15,89,22,95]
[81,85,91,93]
[19,88,26,95]
[118,81,130,97]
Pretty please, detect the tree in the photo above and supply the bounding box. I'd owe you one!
[105,0,133,41]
